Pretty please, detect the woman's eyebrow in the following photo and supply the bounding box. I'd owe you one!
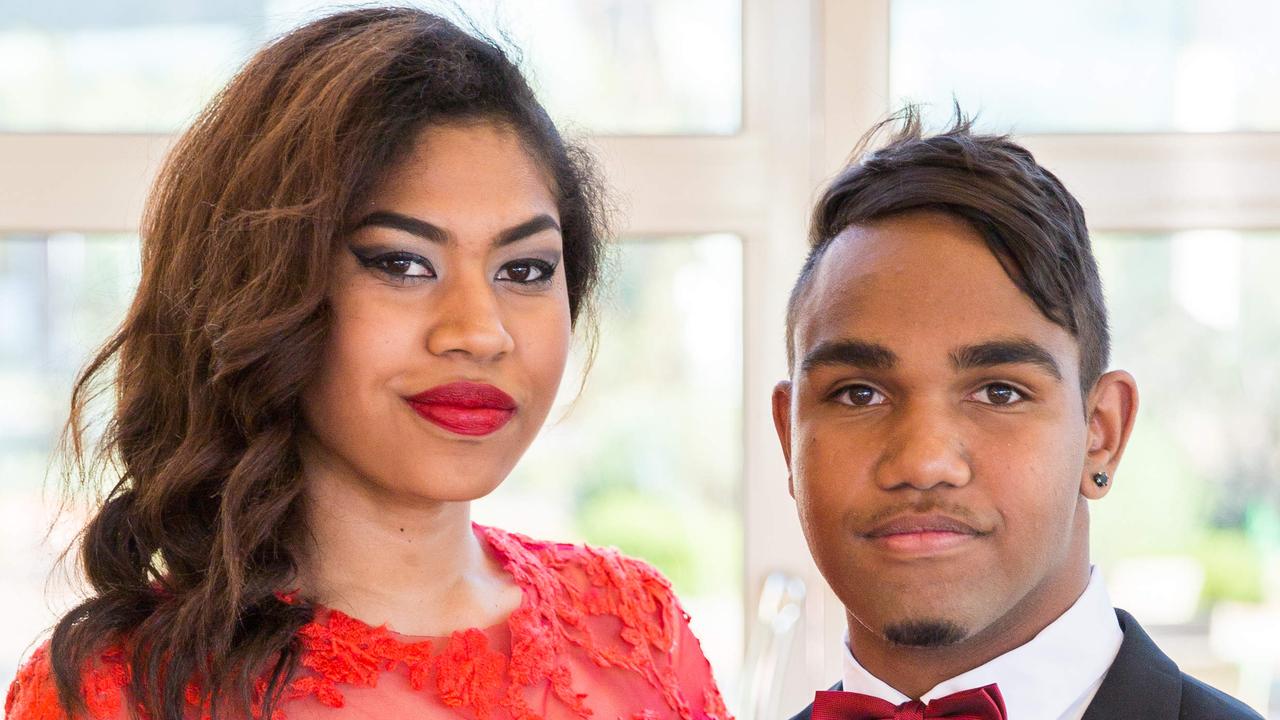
[350,211,560,247]
[352,211,448,243]
[493,214,561,247]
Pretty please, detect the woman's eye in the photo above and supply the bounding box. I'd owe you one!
[357,251,434,279]
[496,259,555,285]
[835,385,887,407]
[974,383,1025,406]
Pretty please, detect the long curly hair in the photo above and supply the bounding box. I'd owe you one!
[49,8,608,719]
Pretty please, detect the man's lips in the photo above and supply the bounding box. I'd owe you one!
[406,382,517,436]
[862,513,985,554]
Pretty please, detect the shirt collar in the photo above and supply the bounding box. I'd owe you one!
[841,566,1123,720]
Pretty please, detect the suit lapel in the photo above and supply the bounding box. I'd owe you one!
[1081,609,1182,720]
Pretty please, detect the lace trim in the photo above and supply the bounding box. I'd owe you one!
[282,525,720,719]
[6,526,730,720]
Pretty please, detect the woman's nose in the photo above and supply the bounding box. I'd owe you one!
[424,274,515,361]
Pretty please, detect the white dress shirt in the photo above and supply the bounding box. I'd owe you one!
[841,566,1123,720]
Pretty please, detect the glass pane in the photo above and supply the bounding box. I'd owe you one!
[1,233,745,706]
[1093,231,1280,710]
[0,233,139,683]
[476,234,744,700]
[0,0,741,135]
[890,0,1280,133]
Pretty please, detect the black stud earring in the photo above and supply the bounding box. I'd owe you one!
[1092,471,1109,488]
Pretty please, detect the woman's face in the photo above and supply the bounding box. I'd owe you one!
[300,121,571,503]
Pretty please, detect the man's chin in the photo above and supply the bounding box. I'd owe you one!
[881,618,968,648]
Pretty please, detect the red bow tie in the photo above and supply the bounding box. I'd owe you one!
[811,684,1007,720]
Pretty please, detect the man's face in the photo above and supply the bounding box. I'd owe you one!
[775,211,1100,650]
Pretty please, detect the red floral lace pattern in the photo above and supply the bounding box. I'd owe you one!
[4,644,134,720]
[5,525,731,720]
[281,525,727,720]
[4,643,288,720]
[5,645,63,720]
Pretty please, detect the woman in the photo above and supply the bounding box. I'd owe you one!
[5,8,729,720]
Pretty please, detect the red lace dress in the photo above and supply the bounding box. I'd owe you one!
[5,525,731,720]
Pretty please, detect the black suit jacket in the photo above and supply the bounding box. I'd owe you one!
[787,609,1262,720]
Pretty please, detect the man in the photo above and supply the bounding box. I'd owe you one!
[774,110,1262,720]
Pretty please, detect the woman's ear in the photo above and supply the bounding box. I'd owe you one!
[772,380,795,497]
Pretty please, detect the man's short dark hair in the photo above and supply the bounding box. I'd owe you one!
[786,106,1110,393]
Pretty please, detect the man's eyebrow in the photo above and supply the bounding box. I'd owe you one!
[351,211,561,248]
[800,340,898,374]
[950,338,1063,380]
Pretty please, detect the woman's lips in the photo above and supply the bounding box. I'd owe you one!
[406,382,517,437]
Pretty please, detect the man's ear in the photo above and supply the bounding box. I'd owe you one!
[1080,370,1139,500]
[772,380,795,497]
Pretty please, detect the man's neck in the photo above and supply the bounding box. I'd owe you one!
[846,563,1091,699]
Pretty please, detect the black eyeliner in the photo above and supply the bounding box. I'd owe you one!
[348,245,434,281]
[502,258,558,285]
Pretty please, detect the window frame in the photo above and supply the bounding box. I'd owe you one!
[4,0,1280,712]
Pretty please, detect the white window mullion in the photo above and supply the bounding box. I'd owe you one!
[1023,134,1280,232]
[0,133,173,233]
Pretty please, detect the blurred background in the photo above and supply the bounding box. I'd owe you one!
[1,0,1278,717]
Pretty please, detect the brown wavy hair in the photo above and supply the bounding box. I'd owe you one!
[49,7,608,719]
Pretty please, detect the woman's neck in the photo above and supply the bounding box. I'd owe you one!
[296,460,522,636]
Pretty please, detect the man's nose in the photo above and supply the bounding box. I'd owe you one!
[873,401,973,491]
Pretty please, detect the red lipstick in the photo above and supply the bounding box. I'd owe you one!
[406,382,517,436]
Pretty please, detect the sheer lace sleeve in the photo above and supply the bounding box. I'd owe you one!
[670,598,731,720]
[505,532,732,720]
[6,644,64,720]
[5,642,131,720]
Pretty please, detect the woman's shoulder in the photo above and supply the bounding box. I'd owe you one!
[475,525,730,719]
[5,643,61,720]
[478,524,682,612]
[478,524,693,674]
[6,640,131,720]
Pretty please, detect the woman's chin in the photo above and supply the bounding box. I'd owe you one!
[375,475,509,505]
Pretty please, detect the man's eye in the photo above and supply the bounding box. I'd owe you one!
[836,385,886,407]
[496,259,555,285]
[974,383,1024,405]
